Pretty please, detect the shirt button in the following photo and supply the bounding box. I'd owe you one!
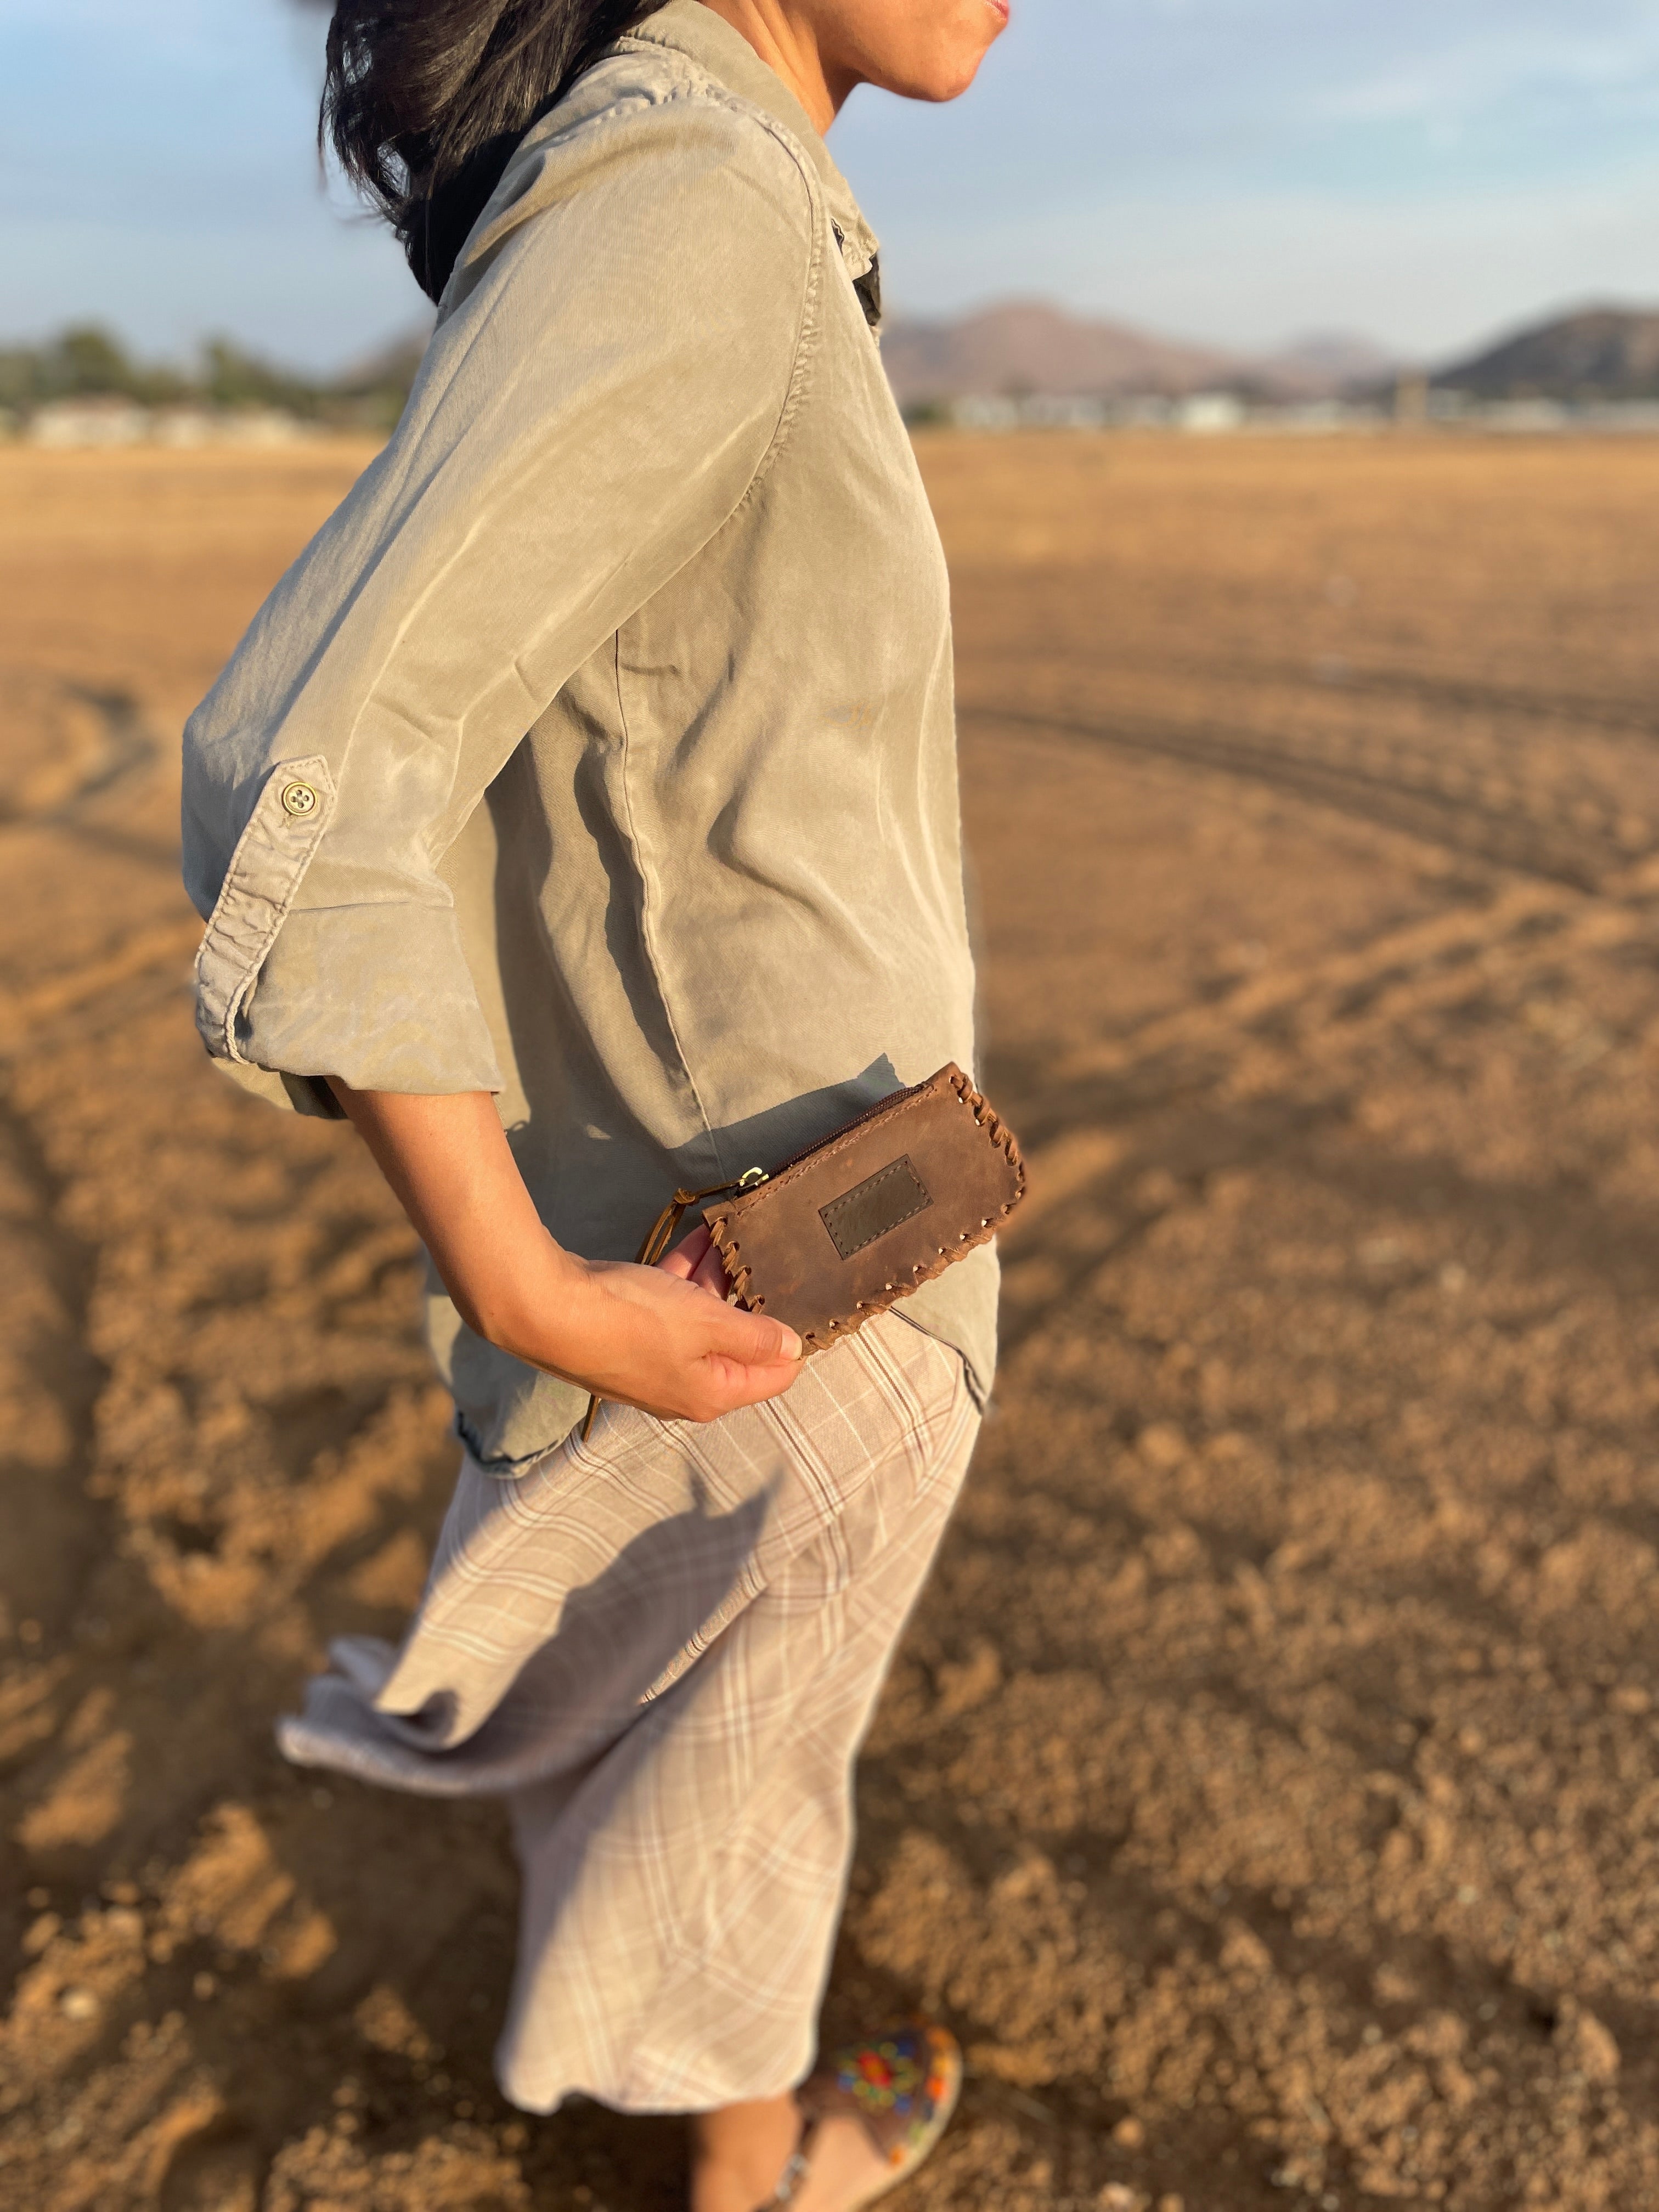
[280,781,319,819]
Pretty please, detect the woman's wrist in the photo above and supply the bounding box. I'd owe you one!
[454,1229,592,1365]
[325,1080,799,1419]
[326,1082,585,1358]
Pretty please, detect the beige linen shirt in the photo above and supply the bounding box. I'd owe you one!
[180,0,996,1467]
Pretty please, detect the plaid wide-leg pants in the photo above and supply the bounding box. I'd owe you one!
[279,1312,979,2114]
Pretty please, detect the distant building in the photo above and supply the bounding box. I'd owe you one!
[213,408,309,447]
[150,408,218,448]
[27,398,150,448]
[25,402,311,450]
[1176,392,1246,435]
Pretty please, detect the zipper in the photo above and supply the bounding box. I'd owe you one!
[730,1076,934,1197]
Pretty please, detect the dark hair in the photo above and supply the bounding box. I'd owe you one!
[323,0,670,302]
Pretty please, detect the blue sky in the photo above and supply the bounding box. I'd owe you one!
[3,0,1657,370]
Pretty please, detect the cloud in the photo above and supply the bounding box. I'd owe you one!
[1316,24,1659,128]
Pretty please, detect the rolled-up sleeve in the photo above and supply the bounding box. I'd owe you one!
[180,88,816,1108]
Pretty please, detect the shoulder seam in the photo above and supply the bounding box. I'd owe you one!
[601,49,823,502]
[701,86,823,499]
[470,52,823,501]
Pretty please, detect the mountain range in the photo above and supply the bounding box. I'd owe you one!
[879,300,1394,406]
[1430,307,1659,403]
[326,300,1659,422]
[877,299,1659,408]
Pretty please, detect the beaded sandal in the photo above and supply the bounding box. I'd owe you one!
[760,2022,963,2209]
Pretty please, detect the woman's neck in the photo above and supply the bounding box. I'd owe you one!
[694,0,850,132]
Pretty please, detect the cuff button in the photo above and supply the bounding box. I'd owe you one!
[280,781,319,818]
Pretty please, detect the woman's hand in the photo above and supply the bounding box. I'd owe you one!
[515,1230,800,1422]
[326,1082,802,1423]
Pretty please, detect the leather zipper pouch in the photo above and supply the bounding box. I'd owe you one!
[703,1064,1024,1353]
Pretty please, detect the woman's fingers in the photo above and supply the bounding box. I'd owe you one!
[658,1222,732,1300]
[678,1305,803,1420]
[656,1223,709,1280]
[555,1256,803,1421]
[697,1351,802,1409]
[701,1300,803,1370]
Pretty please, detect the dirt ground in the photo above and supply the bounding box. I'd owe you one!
[2,432,1658,2212]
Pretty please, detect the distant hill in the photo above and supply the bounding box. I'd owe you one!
[881,300,1394,407]
[1257,331,1399,397]
[342,306,1402,413]
[1435,307,1659,401]
[881,300,1237,404]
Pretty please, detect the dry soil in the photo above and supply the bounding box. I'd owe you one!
[2,433,1658,2212]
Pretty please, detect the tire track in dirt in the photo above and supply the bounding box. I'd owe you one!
[0,679,160,824]
[961,704,1636,894]
[968,646,1659,745]
[1047,870,1652,1101]
[0,679,198,1062]
[0,675,155,1648]
[0,922,204,1062]
[0,1085,108,1639]
[0,679,178,880]
[992,725,1659,1363]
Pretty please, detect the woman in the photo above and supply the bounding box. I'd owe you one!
[182,0,1008,2203]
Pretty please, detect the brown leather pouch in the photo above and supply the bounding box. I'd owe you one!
[702,1064,1025,1350]
[580,1066,1024,1436]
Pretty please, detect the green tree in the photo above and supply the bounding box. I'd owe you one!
[202,337,321,417]
[49,325,138,396]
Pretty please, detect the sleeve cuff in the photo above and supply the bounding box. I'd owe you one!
[206,1058,346,1121]
[193,757,502,1098]
[208,899,505,1097]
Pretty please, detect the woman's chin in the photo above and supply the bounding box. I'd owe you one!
[883,46,1000,104]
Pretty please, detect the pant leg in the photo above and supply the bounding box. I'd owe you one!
[498,1319,979,2114]
[279,1311,979,2115]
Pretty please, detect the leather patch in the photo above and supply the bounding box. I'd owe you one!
[701,1063,1025,1351]
[819,1155,933,1261]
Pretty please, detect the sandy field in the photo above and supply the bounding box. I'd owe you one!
[2,432,1658,2212]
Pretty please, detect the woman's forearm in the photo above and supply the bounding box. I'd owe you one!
[326,1084,566,1346]
[325,1080,802,1423]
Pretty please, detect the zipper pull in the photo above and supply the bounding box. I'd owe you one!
[737,1166,769,1190]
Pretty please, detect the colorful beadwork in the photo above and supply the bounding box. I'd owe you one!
[791,2020,962,2207]
[830,2025,957,2163]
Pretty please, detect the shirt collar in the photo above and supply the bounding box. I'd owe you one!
[623,1,879,278]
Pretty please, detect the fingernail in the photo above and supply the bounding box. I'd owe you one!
[779,1328,803,1362]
